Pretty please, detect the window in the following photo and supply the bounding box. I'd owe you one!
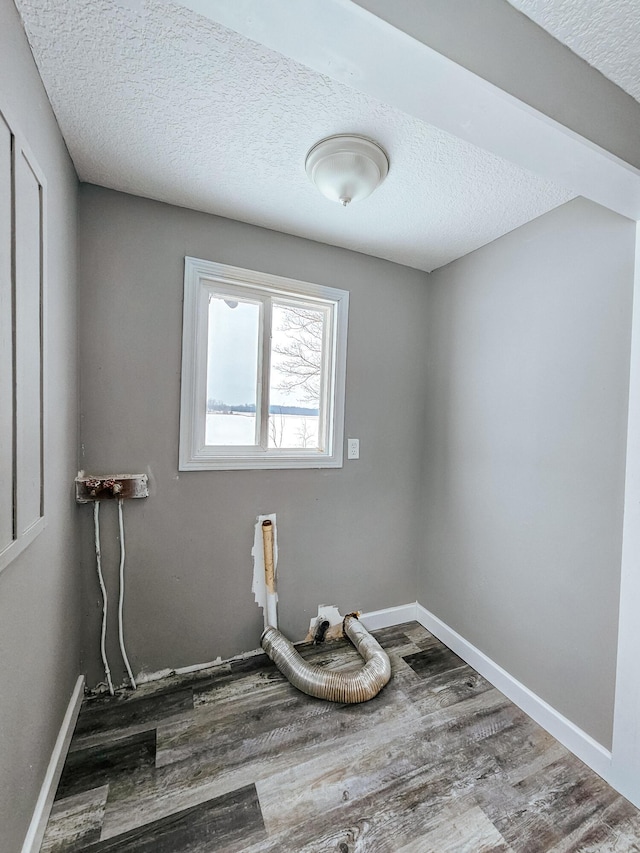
[179,258,349,470]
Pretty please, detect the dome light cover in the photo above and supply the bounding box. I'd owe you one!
[305,135,389,206]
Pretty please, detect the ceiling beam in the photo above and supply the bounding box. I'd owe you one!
[354,0,640,174]
[177,0,640,221]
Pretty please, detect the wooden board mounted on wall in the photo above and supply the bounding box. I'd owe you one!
[75,475,149,503]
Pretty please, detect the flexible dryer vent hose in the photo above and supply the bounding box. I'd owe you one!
[261,614,391,703]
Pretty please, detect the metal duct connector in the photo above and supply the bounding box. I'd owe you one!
[261,614,391,703]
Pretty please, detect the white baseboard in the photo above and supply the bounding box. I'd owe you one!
[415,604,613,782]
[22,675,85,853]
[360,602,418,631]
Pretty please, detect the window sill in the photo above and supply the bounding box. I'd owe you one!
[178,450,343,471]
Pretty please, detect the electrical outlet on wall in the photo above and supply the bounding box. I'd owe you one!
[347,438,360,460]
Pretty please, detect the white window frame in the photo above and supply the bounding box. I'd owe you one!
[179,257,349,470]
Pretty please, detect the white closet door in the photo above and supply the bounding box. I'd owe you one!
[14,148,43,536]
[0,116,12,551]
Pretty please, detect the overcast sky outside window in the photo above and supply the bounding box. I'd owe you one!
[207,297,321,409]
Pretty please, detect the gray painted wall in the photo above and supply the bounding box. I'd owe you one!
[0,1,81,849]
[78,185,429,688]
[422,198,635,747]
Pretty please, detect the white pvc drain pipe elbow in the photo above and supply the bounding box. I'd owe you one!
[261,614,391,703]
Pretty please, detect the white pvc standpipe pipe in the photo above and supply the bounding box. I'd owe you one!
[94,501,114,696]
[117,498,137,689]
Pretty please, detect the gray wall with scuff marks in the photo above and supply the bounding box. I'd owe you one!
[0,1,81,849]
[421,198,634,747]
[78,185,430,688]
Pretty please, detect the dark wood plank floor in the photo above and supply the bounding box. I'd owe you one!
[41,622,640,852]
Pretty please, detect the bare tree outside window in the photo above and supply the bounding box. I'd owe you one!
[272,306,323,405]
[296,417,313,448]
[269,408,286,448]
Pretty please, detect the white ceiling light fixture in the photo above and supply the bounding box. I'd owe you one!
[305,134,389,207]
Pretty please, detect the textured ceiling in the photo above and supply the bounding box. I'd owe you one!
[15,0,573,272]
[507,0,640,103]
